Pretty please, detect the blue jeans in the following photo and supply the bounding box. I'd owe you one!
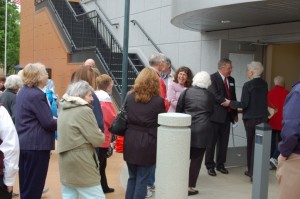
[125,162,153,199]
[61,184,105,199]
[271,129,281,159]
[148,164,156,186]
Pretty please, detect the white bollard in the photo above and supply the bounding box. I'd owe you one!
[156,113,191,199]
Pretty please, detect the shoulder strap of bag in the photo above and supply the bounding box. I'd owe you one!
[119,92,129,111]
[179,88,189,113]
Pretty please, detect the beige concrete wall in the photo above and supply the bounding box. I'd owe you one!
[20,1,82,97]
[267,44,300,90]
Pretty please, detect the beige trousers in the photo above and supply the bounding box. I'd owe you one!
[276,153,300,199]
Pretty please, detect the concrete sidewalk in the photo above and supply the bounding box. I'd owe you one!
[120,162,278,199]
[12,150,278,199]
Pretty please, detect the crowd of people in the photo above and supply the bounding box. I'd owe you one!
[0,51,299,199]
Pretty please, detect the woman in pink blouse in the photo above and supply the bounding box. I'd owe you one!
[167,66,193,112]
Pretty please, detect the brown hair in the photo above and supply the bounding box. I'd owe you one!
[96,74,112,91]
[0,75,6,82]
[173,66,193,88]
[22,63,48,87]
[72,65,98,89]
[131,68,160,103]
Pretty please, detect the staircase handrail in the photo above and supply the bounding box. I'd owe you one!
[45,0,140,90]
[42,0,76,49]
[131,19,162,53]
[94,0,119,28]
[131,19,176,71]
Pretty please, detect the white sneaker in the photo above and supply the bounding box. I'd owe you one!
[148,185,155,192]
[270,158,278,168]
[42,187,50,194]
[145,189,153,198]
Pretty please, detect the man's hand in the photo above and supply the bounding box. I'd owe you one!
[7,186,13,193]
[280,154,288,160]
[221,99,230,107]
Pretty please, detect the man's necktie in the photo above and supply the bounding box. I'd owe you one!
[224,77,231,112]
[224,77,231,99]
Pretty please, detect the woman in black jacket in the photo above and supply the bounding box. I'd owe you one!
[124,68,165,199]
[176,71,215,196]
[223,61,268,180]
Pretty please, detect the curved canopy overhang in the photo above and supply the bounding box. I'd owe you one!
[171,0,300,32]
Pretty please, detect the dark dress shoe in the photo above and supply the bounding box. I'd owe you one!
[207,168,217,176]
[216,167,229,174]
[244,171,252,177]
[188,190,199,196]
[103,188,115,193]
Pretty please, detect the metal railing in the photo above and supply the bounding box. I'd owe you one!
[35,0,140,93]
[94,0,119,28]
[131,19,176,71]
[131,19,162,53]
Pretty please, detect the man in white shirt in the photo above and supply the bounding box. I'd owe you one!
[0,105,19,199]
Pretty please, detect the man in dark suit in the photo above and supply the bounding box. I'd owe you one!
[205,58,238,176]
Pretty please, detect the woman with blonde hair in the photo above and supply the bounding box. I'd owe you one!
[15,63,57,199]
[124,68,165,199]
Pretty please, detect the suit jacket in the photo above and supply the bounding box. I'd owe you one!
[209,72,237,124]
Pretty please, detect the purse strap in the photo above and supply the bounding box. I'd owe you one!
[119,93,129,111]
[178,88,188,113]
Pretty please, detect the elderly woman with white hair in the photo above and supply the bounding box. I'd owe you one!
[223,61,268,180]
[176,71,215,196]
[0,75,23,122]
[58,80,105,199]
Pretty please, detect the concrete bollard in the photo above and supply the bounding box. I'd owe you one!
[156,113,191,199]
[252,123,271,199]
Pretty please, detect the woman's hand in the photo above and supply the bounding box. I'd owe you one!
[7,186,13,193]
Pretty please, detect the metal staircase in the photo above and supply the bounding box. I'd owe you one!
[35,0,146,107]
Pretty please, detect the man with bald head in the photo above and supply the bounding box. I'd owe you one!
[84,59,96,69]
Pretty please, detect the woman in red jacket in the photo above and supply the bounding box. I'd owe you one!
[95,74,116,193]
[268,76,289,168]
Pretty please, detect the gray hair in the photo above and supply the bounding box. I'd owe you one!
[67,80,94,98]
[148,52,167,66]
[247,61,264,77]
[218,58,232,69]
[4,75,23,90]
[192,71,211,89]
[274,76,284,86]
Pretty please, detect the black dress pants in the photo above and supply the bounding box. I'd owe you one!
[243,118,264,177]
[19,150,50,199]
[189,147,206,187]
[205,116,231,170]
[97,147,110,191]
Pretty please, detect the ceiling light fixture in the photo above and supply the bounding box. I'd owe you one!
[221,20,231,24]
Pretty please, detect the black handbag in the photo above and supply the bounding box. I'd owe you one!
[108,106,127,136]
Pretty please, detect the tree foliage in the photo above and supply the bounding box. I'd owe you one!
[0,0,20,75]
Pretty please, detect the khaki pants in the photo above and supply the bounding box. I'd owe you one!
[276,153,300,199]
